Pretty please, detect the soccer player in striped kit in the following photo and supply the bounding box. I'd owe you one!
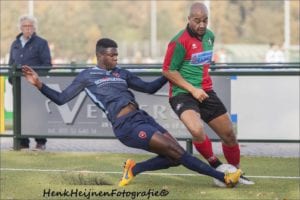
[162,2,254,185]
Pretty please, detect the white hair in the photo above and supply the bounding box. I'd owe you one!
[18,15,38,32]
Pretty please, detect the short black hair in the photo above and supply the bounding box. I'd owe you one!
[96,38,118,54]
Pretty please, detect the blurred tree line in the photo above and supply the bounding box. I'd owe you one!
[0,0,299,62]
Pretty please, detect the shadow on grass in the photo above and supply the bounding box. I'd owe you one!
[61,172,113,185]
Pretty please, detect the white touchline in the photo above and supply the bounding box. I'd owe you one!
[1,168,299,180]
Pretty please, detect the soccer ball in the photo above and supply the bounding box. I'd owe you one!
[213,164,238,187]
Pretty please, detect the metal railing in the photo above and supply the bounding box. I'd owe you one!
[0,63,299,151]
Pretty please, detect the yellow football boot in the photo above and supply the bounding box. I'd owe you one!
[224,169,243,188]
[118,159,136,187]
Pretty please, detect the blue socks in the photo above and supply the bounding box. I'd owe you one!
[179,152,224,182]
[132,156,177,176]
[132,152,224,182]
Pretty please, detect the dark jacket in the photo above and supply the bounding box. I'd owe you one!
[8,32,52,83]
[9,32,52,67]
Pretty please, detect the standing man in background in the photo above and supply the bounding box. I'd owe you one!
[162,2,254,185]
[9,15,52,150]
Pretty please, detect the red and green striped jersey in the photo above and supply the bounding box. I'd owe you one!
[162,27,214,97]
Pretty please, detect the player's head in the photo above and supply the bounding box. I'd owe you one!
[188,2,208,37]
[96,38,118,70]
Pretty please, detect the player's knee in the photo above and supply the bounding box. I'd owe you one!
[166,143,185,160]
[222,130,237,145]
[192,131,206,142]
[189,127,205,141]
[190,124,204,134]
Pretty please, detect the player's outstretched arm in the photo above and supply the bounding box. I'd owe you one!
[22,65,43,89]
[126,70,168,94]
[22,65,85,105]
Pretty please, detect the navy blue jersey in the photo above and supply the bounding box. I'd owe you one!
[40,66,167,124]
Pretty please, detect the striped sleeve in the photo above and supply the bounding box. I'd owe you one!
[162,41,186,71]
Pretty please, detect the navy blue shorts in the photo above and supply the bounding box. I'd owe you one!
[169,90,227,123]
[113,110,167,151]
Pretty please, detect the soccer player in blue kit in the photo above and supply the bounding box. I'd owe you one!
[22,38,242,187]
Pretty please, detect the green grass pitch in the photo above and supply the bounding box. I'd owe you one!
[0,151,299,200]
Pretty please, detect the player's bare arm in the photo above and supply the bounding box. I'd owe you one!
[22,65,43,90]
[162,69,208,102]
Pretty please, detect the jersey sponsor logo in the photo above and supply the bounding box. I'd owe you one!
[90,72,104,75]
[94,77,126,86]
[138,131,147,139]
[190,50,213,65]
